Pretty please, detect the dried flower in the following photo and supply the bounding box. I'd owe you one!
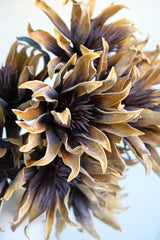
[2,150,124,240]
[27,0,136,71]
[13,50,143,181]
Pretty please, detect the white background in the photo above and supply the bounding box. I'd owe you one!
[0,0,160,240]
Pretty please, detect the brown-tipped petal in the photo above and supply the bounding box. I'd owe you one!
[95,109,142,124]
[36,0,71,39]
[66,52,100,87]
[138,109,160,126]
[71,1,90,46]
[13,101,43,121]
[62,80,102,96]
[79,125,111,152]
[54,28,73,57]
[94,67,117,94]
[51,108,71,127]
[77,184,99,206]
[0,148,7,158]
[55,211,66,240]
[94,82,132,108]
[20,133,42,152]
[54,53,77,88]
[16,114,46,134]
[126,136,152,174]
[80,45,94,55]
[2,169,25,201]
[85,0,96,18]
[62,134,84,155]
[25,129,61,167]
[91,4,127,28]
[140,63,160,89]
[48,57,64,79]
[60,148,81,182]
[92,205,121,231]
[97,38,109,80]
[115,48,137,76]
[59,190,77,227]
[80,168,111,192]
[45,194,58,240]
[19,80,47,92]
[27,24,63,56]
[32,85,58,103]
[101,123,144,137]
[79,138,107,173]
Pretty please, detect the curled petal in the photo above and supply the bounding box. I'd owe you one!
[28,24,63,56]
[19,80,47,92]
[79,138,107,173]
[97,38,109,80]
[138,109,160,126]
[95,109,143,124]
[48,57,64,79]
[13,101,43,121]
[60,147,81,182]
[16,114,47,134]
[20,133,42,152]
[51,108,71,127]
[36,0,71,39]
[32,85,58,103]
[71,1,90,46]
[54,28,73,56]
[45,194,57,240]
[101,123,143,137]
[91,4,127,28]
[62,81,102,96]
[25,129,61,167]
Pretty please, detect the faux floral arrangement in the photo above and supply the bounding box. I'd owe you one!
[0,0,160,239]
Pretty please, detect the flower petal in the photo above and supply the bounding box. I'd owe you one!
[25,129,61,167]
[51,108,71,127]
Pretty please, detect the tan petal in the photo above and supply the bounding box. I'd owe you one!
[36,0,71,39]
[27,24,62,56]
[92,4,127,28]
[71,1,90,45]
[55,211,66,240]
[45,194,57,240]
[126,136,152,174]
[13,101,43,121]
[20,133,42,152]
[97,38,109,80]
[51,108,71,127]
[59,190,77,226]
[54,54,77,88]
[48,57,64,79]
[94,82,132,108]
[101,122,143,137]
[32,85,58,103]
[25,129,61,167]
[16,114,47,134]
[114,48,137,76]
[140,63,160,89]
[95,109,142,124]
[0,148,6,158]
[3,169,25,201]
[80,167,111,192]
[54,28,73,56]
[60,147,81,182]
[80,45,94,55]
[79,138,107,173]
[84,0,96,18]
[65,52,100,88]
[138,109,160,125]
[19,80,47,92]
[62,133,84,155]
[62,80,102,96]
[77,184,99,206]
[94,67,117,94]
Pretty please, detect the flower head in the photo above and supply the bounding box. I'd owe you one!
[14,50,142,181]
[28,0,136,71]
[2,150,124,240]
